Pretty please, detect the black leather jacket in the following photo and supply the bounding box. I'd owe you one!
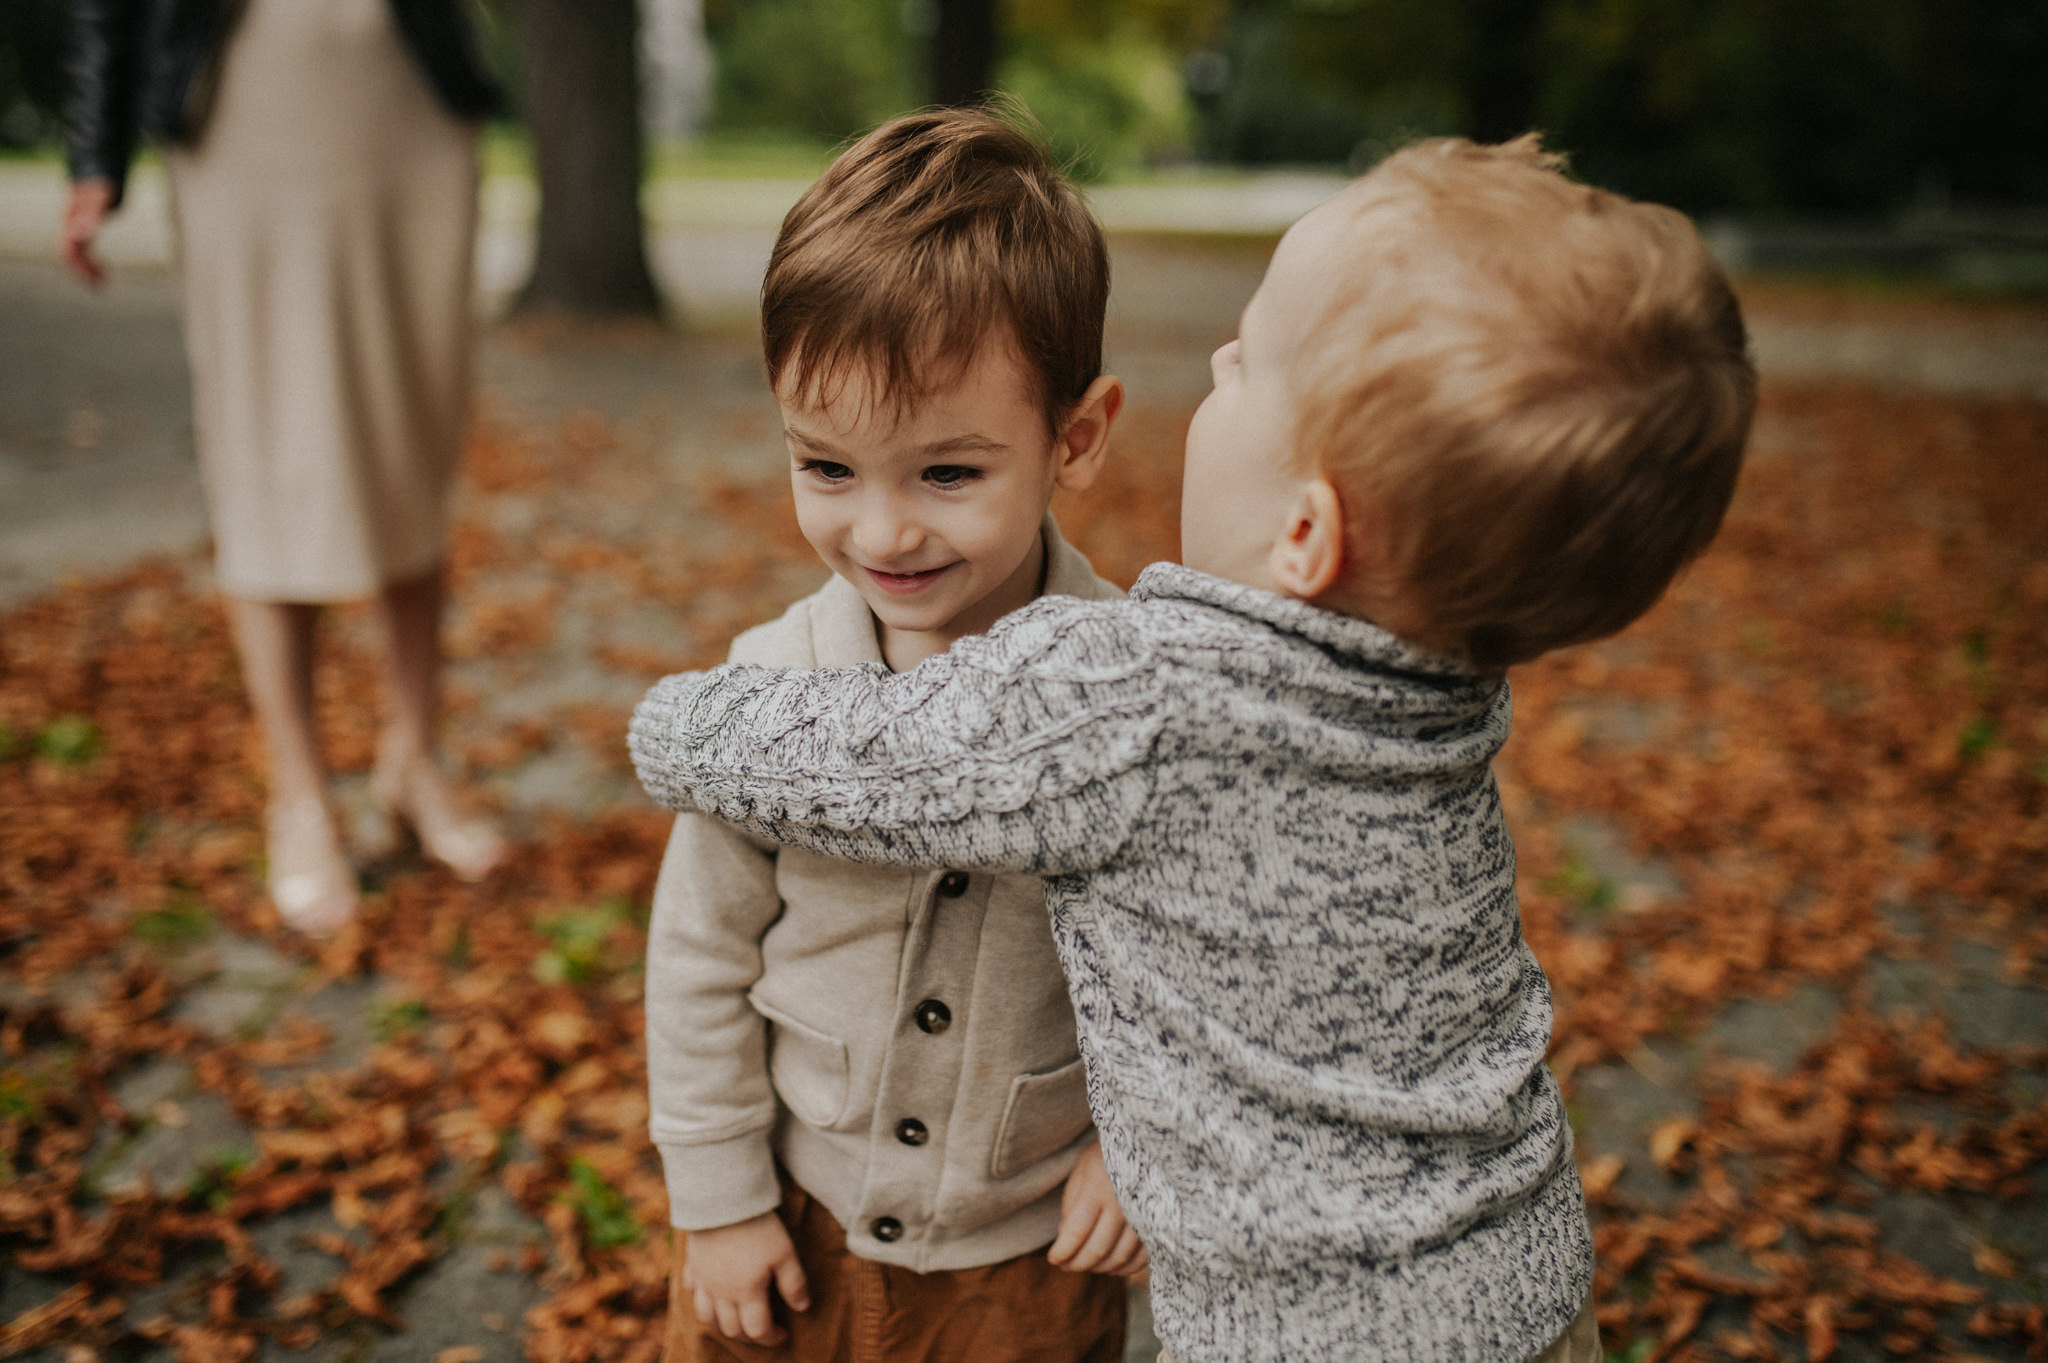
[67,0,502,205]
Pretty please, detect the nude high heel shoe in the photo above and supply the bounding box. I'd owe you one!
[266,796,358,935]
[370,741,507,883]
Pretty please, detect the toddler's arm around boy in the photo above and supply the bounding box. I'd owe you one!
[630,589,1157,880]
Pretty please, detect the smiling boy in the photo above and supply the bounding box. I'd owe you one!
[647,109,1140,1363]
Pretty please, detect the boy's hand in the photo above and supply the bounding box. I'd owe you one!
[1048,1140,1147,1276]
[682,1210,811,1346]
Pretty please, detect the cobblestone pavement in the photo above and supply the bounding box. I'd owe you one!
[2,173,2045,1362]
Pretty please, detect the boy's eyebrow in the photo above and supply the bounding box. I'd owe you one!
[917,433,1010,457]
[783,426,1011,459]
[783,425,840,455]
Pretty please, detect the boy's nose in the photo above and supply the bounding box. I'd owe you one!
[852,502,923,562]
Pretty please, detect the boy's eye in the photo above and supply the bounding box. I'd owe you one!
[798,458,852,482]
[925,465,980,488]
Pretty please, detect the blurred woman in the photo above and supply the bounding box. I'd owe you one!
[61,0,507,932]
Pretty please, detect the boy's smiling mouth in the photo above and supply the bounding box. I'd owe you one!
[864,564,954,595]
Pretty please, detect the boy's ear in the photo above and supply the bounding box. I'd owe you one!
[1052,375,1124,493]
[1268,477,1346,601]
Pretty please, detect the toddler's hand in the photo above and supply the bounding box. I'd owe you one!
[682,1210,811,1346]
[1048,1140,1147,1276]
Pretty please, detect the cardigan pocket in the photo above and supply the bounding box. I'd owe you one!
[751,994,850,1130]
[989,1055,1092,1180]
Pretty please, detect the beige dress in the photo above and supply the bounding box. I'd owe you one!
[170,0,479,602]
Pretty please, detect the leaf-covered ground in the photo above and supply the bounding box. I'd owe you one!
[1,373,2044,1363]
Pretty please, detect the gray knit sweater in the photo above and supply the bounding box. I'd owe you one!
[630,563,1593,1363]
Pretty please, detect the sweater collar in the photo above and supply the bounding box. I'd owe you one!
[1129,562,1485,680]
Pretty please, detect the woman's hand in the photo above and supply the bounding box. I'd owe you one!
[1048,1139,1148,1276]
[60,178,117,288]
[682,1210,812,1346]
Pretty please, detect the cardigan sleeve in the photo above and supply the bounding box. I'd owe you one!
[643,812,786,1230]
[628,595,1164,877]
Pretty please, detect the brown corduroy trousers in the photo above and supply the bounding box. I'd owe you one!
[668,1180,1127,1363]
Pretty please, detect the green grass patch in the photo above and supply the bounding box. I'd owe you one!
[35,715,102,766]
[651,132,838,180]
[130,901,214,951]
[1543,854,1619,917]
[485,126,837,182]
[372,998,431,1041]
[563,1157,640,1248]
[532,899,635,986]
[1958,714,1999,759]
[0,1069,49,1124]
[443,920,473,968]
[184,1147,255,1211]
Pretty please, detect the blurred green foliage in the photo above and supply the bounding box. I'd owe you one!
[1206,0,2048,211]
[999,30,1195,178]
[702,0,916,143]
[14,0,2044,209]
[999,0,1221,176]
[0,0,65,149]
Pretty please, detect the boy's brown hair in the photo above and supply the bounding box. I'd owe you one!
[1301,136,1756,671]
[762,106,1109,435]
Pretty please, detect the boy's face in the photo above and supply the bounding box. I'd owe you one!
[780,340,1064,654]
[1180,190,1357,591]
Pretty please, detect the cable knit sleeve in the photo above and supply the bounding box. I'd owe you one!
[628,595,1164,876]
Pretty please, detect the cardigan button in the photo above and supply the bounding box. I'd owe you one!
[913,999,952,1034]
[871,1216,904,1243]
[895,1118,929,1146]
[936,870,971,898]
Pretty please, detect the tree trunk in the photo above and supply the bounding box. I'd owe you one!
[930,0,998,107]
[516,0,661,317]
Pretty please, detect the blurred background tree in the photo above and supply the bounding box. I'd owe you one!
[516,0,663,316]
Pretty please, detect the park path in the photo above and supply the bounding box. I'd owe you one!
[1,166,2045,1362]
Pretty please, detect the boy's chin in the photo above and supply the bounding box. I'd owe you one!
[857,589,966,639]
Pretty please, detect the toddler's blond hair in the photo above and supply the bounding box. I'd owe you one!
[1301,136,1756,670]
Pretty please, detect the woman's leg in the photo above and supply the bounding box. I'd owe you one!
[373,566,444,774]
[372,565,506,880]
[224,594,357,930]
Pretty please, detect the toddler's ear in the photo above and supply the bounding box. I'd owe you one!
[1053,376,1125,493]
[1268,477,1346,601]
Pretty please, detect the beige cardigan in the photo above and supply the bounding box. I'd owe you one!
[644,518,1123,1271]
